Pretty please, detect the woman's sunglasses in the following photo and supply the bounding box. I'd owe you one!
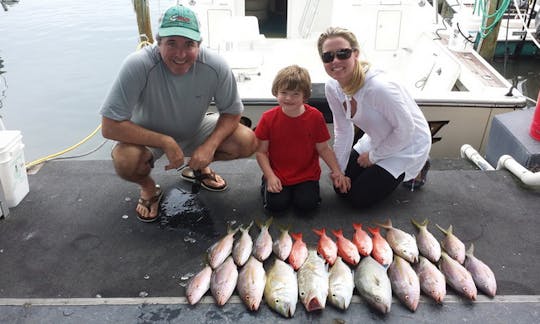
[321,48,354,63]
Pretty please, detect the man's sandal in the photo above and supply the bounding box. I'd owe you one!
[181,168,228,192]
[136,184,163,223]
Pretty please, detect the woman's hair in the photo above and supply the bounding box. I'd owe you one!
[317,27,370,95]
[271,65,312,99]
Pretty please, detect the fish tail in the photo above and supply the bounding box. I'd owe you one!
[312,227,325,237]
[264,217,273,229]
[244,220,254,231]
[367,226,379,235]
[277,223,291,233]
[290,232,303,241]
[466,243,475,256]
[331,228,343,238]
[410,218,427,229]
[435,223,448,235]
[374,218,392,229]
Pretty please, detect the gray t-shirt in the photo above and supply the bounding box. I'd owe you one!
[99,45,243,141]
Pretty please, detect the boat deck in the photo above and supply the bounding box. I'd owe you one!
[0,159,539,323]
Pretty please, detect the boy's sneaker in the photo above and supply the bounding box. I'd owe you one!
[403,159,430,190]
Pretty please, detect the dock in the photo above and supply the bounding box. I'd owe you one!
[0,158,539,323]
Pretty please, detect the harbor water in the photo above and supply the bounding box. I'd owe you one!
[0,0,539,163]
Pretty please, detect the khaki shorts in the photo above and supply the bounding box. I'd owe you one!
[147,112,219,160]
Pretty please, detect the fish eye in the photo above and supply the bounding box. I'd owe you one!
[275,299,280,303]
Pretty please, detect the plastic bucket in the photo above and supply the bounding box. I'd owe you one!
[0,130,29,207]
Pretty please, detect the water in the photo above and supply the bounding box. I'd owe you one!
[0,0,539,164]
[0,0,172,163]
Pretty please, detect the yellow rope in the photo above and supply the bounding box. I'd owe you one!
[136,40,153,50]
[25,124,102,169]
[25,19,154,169]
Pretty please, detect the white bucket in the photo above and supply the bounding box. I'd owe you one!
[448,13,482,52]
[0,130,29,208]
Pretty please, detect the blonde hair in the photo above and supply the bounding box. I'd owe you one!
[271,65,312,99]
[317,27,370,96]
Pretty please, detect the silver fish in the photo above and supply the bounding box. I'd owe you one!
[439,252,477,301]
[272,224,293,261]
[210,256,238,306]
[376,219,419,263]
[297,250,329,312]
[328,256,354,310]
[413,256,446,303]
[186,264,212,305]
[208,224,239,269]
[411,218,441,263]
[233,221,254,267]
[464,244,497,297]
[388,255,420,312]
[436,224,465,264]
[354,256,392,314]
[264,258,298,318]
[253,217,273,262]
[237,256,267,311]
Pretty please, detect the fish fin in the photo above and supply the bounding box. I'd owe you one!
[367,226,379,235]
[352,223,363,230]
[312,228,325,236]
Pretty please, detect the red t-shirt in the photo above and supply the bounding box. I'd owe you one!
[255,104,330,185]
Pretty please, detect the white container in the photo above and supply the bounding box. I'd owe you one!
[0,130,29,207]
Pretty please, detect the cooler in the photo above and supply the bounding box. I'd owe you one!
[0,130,29,208]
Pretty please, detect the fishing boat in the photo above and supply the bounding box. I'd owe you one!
[440,0,540,57]
[169,0,528,158]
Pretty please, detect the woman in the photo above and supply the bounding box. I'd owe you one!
[317,27,431,208]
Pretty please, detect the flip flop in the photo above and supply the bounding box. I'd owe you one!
[181,168,228,192]
[136,184,163,223]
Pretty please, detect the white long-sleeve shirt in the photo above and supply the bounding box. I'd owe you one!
[325,68,431,181]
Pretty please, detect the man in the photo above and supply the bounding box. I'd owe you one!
[100,5,257,222]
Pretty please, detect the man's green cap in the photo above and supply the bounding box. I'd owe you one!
[158,5,201,41]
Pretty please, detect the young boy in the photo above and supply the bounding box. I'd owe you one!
[255,65,350,212]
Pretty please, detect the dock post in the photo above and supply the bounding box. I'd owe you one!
[133,0,154,45]
[476,0,503,61]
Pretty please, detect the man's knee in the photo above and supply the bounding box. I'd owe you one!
[217,125,257,160]
[235,125,257,157]
[112,144,153,180]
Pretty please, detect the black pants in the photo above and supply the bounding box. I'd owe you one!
[335,150,404,208]
[261,179,321,212]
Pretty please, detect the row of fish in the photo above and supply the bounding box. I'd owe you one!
[185,217,497,317]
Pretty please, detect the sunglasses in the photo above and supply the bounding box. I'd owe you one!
[321,48,354,63]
